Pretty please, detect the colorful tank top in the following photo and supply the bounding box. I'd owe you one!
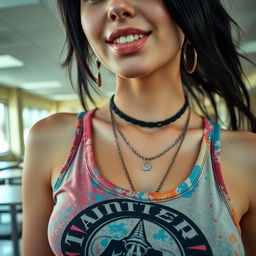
[48,109,245,256]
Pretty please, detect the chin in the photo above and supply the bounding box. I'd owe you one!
[118,72,145,79]
[116,64,155,79]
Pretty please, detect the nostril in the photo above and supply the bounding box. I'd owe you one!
[110,14,115,19]
[123,12,130,17]
[110,11,132,21]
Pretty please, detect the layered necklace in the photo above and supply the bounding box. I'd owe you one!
[111,109,187,171]
[110,95,189,128]
[109,96,191,192]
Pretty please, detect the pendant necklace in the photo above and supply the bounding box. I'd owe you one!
[111,108,188,171]
[110,106,191,192]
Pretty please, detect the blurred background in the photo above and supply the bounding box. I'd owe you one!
[0,0,255,255]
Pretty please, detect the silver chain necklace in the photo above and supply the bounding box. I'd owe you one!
[110,106,191,192]
[112,111,186,171]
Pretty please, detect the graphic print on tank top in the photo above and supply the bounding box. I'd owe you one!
[62,199,212,256]
[48,110,244,256]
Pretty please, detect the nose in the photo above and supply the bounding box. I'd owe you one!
[107,0,136,22]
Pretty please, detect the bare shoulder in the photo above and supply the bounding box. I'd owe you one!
[27,112,77,149]
[28,112,77,140]
[221,129,256,171]
[25,112,78,184]
[221,130,256,254]
[220,129,256,193]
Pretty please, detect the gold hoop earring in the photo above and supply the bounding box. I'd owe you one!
[96,58,102,87]
[183,40,198,74]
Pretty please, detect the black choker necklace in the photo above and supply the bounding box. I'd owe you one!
[110,95,189,128]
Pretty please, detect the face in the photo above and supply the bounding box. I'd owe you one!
[80,0,184,79]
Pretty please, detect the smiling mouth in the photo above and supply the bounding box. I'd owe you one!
[106,33,151,55]
[106,32,152,44]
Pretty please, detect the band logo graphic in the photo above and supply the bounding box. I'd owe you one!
[61,199,213,256]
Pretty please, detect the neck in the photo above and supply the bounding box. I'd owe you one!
[114,58,186,123]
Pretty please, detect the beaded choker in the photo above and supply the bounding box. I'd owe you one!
[110,95,189,128]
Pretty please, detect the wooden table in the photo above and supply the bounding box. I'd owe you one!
[0,185,22,256]
[0,162,19,171]
[0,169,22,184]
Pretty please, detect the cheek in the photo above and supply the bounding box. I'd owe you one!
[148,1,184,49]
[168,23,185,50]
[80,10,104,52]
[159,20,184,57]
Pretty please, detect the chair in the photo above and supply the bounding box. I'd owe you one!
[0,185,22,256]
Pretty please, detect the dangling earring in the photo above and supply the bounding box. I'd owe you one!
[96,58,102,87]
[183,40,198,74]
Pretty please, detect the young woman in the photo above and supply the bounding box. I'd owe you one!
[22,0,256,255]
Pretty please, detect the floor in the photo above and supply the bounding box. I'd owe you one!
[0,212,22,256]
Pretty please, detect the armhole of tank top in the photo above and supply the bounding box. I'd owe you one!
[52,111,87,195]
[210,123,241,234]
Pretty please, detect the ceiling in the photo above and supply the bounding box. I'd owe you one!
[0,0,255,101]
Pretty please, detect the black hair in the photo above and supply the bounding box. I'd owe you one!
[56,0,256,131]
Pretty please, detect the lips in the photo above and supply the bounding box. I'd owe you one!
[106,27,152,43]
[107,34,151,55]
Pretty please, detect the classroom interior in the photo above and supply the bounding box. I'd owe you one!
[0,0,256,255]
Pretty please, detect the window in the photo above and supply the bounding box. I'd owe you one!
[22,106,50,143]
[0,103,10,154]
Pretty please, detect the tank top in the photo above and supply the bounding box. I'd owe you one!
[48,109,245,256]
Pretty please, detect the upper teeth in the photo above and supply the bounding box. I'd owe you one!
[113,34,146,44]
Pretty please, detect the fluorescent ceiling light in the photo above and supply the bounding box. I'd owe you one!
[53,94,78,101]
[0,0,40,8]
[20,81,62,90]
[0,55,24,69]
[240,41,256,54]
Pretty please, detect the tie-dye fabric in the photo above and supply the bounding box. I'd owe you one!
[48,109,245,256]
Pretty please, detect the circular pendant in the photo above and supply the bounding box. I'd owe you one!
[142,161,152,171]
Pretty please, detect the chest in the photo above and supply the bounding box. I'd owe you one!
[92,121,202,193]
[91,121,248,222]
